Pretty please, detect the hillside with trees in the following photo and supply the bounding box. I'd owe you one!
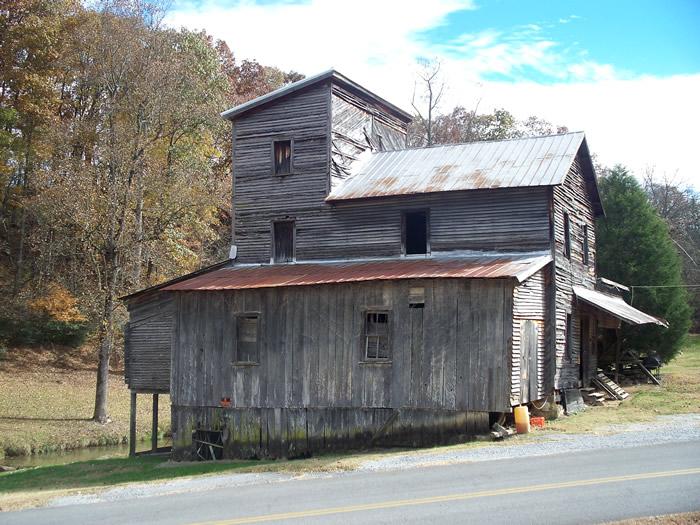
[0,0,301,420]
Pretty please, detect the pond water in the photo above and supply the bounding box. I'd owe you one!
[2,439,172,469]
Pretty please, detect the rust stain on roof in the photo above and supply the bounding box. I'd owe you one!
[163,254,552,292]
[326,132,586,201]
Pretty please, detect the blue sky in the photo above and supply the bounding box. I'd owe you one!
[166,0,700,186]
[419,0,700,81]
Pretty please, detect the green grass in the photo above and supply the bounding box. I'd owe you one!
[0,455,266,494]
[0,346,171,459]
[547,334,700,433]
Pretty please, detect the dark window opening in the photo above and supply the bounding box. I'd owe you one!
[403,211,428,255]
[582,224,589,265]
[364,311,390,360]
[565,313,573,361]
[235,314,259,363]
[563,212,571,259]
[273,139,292,175]
[273,220,295,263]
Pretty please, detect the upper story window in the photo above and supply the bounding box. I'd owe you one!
[272,220,295,263]
[273,139,292,175]
[363,311,390,361]
[235,313,259,364]
[403,210,429,255]
[582,224,589,265]
[563,212,571,259]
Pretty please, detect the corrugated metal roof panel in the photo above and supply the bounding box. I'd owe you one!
[326,132,586,201]
[164,254,552,292]
[573,286,667,327]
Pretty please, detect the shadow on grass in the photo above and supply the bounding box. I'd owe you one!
[0,456,269,494]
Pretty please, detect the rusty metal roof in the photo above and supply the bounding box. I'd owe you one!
[221,69,412,122]
[573,286,668,327]
[327,131,589,201]
[163,253,551,291]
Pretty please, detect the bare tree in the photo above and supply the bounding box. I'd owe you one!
[411,58,445,147]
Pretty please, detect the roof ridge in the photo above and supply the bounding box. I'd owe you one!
[377,130,585,155]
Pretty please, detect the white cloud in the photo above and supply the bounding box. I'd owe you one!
[165,0,700,187]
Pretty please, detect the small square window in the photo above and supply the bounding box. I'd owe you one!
[235,314,259,363]
[364,311,390,360]
[273,139,292,175]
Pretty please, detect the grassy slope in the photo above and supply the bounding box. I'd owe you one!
[0,345,170,458]
[547,334,700,432]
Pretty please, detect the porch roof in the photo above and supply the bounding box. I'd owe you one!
[163,253,551,292]
[573,286,668,327]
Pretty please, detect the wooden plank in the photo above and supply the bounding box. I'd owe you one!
[129,391,137,457]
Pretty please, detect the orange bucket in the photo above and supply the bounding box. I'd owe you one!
[530,416,545,429]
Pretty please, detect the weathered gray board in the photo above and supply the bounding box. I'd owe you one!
[124,292,173,393]
[552,155,598,390]
[170,278,513,458]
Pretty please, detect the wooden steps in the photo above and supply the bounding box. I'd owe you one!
[592,372,630,401]
[580,388,606,406]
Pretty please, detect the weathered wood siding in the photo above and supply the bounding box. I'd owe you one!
[232,81,550,264]
[330,84,407,190]
[172,406,489,460]
[235,185,551,263]
[233,81,331,262]
[124,292,173,393]
[552,155,597,389]
[512,268,547,404]
[170,278,510,458]
[171,279,513,412]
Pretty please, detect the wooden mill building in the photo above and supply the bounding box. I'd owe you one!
[123,70,664,459]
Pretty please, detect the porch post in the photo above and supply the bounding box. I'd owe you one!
[129,391,137,457]
[615,330,621,383]
[151,393,159,452]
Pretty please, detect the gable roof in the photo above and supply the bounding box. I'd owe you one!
[220,69,412,122]
[326,131,603,216]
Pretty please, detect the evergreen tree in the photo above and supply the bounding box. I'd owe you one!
[597,166,692,362]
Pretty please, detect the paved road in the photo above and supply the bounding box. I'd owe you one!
[4,440,700,525]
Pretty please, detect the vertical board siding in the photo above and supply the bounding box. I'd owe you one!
[552,156,597,389]
[124,293,173,392]
[512,269,547,404]
[170,278,513,414]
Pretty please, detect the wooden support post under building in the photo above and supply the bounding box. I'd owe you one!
[615,330,621,384]
[129,391,137,457]
[151,393,159,452]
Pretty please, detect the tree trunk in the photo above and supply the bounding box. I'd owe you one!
[93,253,118,423]
[133,171,144,283]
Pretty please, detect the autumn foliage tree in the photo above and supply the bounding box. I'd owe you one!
[0,0,299,421]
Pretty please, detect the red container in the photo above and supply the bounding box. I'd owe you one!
[530,416,545,429]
